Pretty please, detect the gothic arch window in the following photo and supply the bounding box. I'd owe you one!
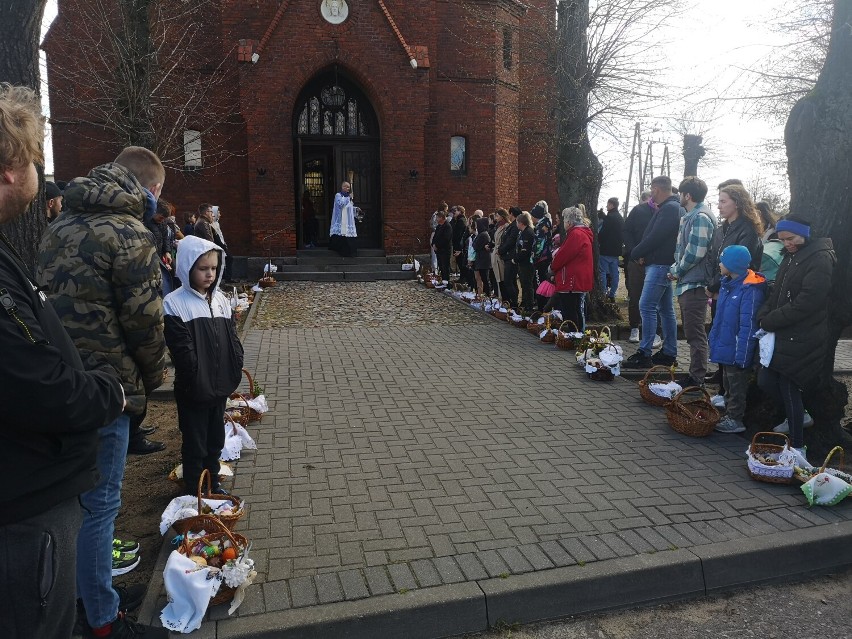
[295,75,375,137]
[451,136,467,175]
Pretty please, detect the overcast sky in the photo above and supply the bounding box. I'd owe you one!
[41,0,799,209]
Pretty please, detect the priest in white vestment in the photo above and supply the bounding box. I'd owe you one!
[329,181,357,256]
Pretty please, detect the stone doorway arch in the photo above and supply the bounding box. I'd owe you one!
[293,69,381,249]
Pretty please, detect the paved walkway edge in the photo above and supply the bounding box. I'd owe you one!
[134,520,852,638]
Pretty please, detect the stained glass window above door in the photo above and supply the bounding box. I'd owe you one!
[297,86,371,136]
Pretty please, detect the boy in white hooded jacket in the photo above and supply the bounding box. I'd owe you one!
[163,235,244,494]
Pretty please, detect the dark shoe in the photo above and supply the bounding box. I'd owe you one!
[138,425,158,436]
[127,437,165,455]
[704,368,723,385]
[114,583,147,612]
[675,375,702,389]
[112,549,141,576]
[623,351,653,369]
[651,351,678,366]
[74,585,146,636]
[88,611,169,638]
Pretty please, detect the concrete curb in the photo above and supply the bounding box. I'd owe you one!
[135,520,852,638]
[480,549,704,627]
[216,582,486,639]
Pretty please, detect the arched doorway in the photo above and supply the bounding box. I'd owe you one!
[293,69,381,249]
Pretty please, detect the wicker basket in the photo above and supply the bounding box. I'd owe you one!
[229,369,262,423]
[174,469,245,534]
[509,308,528,328]
[747,432,795,484]
[665,386,720,437]
[794,446,850,484]
[258,276,276,289]
[493,305,508,321]
[586,363,615,382]
[527,312,544,335]
[555,320,580,350]
[540,315,556,344]
[178,514,249,606]
[638,365,679,407]
[577,329,599,353]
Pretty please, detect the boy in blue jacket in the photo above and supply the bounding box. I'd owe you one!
[708,245,766,433]
[164,235,244,494]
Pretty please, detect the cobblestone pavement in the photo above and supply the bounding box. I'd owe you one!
[250,281,493,329]
[172,283,852,630]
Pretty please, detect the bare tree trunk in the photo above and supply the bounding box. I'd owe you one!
[0,0,49,273]
[555,1,614,322]
[784,0,852,454]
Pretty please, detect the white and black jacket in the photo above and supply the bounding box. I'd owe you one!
[163,235,244,404]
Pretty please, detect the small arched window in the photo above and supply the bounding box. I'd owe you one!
[450,136,467,175]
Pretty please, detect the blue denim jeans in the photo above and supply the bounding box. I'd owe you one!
[639,265,677,357]
[599,255,620,297]
[77,414,129,628]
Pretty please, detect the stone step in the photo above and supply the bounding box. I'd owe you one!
[275,270,415,282]
[296,256,389,265]
[296,248,386,258]
[279,263,411,272]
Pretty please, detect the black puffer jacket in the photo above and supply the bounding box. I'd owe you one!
[598,210,624,257]
[706,215,763,294]
[630,195,680,266]
[757,238,836,389]
[498,221,519,261]
[0,238,124,524]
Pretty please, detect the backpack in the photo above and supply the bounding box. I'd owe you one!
[760,240,784,282]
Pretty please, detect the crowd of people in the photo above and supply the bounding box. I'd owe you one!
[1,85,244,639]
[0,77,841,638]
[429,174,836,452]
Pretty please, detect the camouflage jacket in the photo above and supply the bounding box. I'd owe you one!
[37,163,165,415]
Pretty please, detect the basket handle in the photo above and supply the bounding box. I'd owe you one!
[224,413,239,436]
[197,468,213,512]
[181,514,240,557]
[558,320,579,333]
[671,385,712,405]
[599,325,611,340]
[750,431,791,448]
[641,365,675,384]
[819,445,845,474]
[241,368,255,399]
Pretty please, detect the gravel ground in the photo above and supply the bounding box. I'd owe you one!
[252,281,494,328]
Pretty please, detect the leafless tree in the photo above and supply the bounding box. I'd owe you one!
[0,0,49,272]
[737,0,833,125]
[452,0,680,201]
[46,0,243,171]
[783,0,852,454]
[451,0,679,319]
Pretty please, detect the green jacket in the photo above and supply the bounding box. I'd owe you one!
[37,163,165,414]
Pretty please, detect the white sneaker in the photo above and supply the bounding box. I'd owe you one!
[772,412,814,433]
[652,335,662,350]
[710,394,726,409]
[628,328,640,343]
[715,416,745,434]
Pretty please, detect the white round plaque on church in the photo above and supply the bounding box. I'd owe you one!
[321,0,349,24]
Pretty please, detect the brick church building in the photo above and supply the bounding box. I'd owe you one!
[44,1,558,256]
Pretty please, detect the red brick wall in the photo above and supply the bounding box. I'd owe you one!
[45,0,558,256]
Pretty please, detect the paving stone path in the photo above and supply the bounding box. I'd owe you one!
[152,282,852,633]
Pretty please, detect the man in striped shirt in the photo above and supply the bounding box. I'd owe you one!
[667,176,717,388]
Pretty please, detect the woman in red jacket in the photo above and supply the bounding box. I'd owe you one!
[550,206,594,329]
